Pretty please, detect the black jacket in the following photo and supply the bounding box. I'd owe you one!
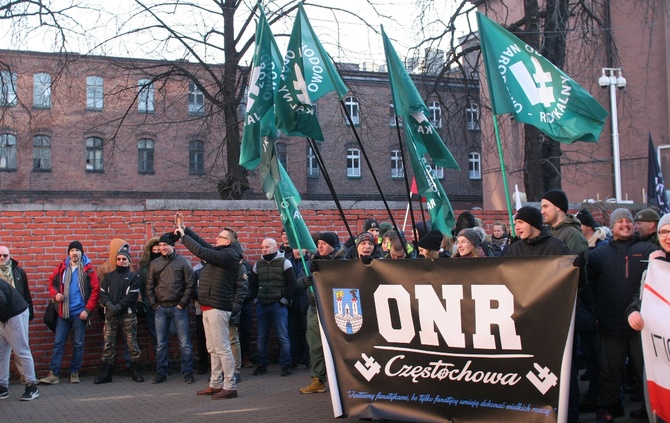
[584,236,658,335]
[0,279,29,323]
[505,228,570,257]
[181,227,245,312]
[298,244,347,306]
[147,251,196,309]
[99,266,141,315]
[6,258,33,320]
[625,250,670,317]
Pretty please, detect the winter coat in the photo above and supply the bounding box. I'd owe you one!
[250,253,297,305]
[6,258,33,320]
[146,251,196,309]
[99,266,141,315]
[505,228,570,257]
[0,281,29,323]
[48,255,100,316]
[298,244,347,306]
[550,215,589,260]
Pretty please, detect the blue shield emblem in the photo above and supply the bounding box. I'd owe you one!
[332,288,363,334]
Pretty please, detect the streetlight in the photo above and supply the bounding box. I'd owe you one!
[598,67,627,203]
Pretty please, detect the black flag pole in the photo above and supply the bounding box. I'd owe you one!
[392,115,419,252]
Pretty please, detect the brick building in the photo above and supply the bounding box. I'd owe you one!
[0,49,483,208]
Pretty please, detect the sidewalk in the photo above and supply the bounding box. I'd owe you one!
[0,365,644,423]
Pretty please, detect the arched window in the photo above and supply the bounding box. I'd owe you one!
[86,137,104,171]
[33,135,51,171]
[0,133,17,170]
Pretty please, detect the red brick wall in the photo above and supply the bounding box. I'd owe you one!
[2,202,510,377]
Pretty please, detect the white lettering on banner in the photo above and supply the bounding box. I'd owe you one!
[374,284,522,350]
[300,43,324,93]
[384,355,521,385]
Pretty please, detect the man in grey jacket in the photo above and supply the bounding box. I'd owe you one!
[146,232,196,384]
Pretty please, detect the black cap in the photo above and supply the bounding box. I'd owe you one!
[67,241,84,255]
[158,232,179,246]
[515,206,543,230]
[542,189,569,214]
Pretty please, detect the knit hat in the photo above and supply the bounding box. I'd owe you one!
[542,189,569,213]
[457,228,481,249]
[363,218,379,232]
[356,232,376,245]
[379,222,393,238]
[658,213,670,232]
[515,206,543,230]
[318,232,339,249]
[414,221,431,240]
[158,232,179,246]
[117,244,131,261]
[68,241,84,254]
[634,208,660,222]
[609,208,634,227]
[418,230,443,251]
[576,208,598,230]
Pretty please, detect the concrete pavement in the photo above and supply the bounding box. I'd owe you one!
[0,365,647,422]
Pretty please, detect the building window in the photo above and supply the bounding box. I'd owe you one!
[189,140,205,174]
[307,146,319,178]
[138,138,154,174]
[428,101,442,128]
[0,71,17,107]
[85,137,103,171]
[0,133,17,170]
[433,166,444,180]
[389,103,403,127]
[346,148,361,178]
[33,73,52,109]
[86,76,104,111]
[468,152,481,180]
[138,79,155,113]
[188,81,204,115]
[32,135,51,171]
[466,103,480,131]
[276,142,287,170]
[344,96,359,126]
[391,149,403,179]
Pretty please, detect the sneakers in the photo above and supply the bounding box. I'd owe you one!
[252,365,267,375]
[20,384,39,401]
[39,371,59,385]
[280,366,292,377]
[211,389,238,400]
[152,373,167,384]
[299,377,326,394]
[70,372,80,384]
[184,373,195,384]
[0,386,8,400]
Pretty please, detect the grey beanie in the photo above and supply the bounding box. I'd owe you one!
[658,213,670,233]
[609,208,634,227]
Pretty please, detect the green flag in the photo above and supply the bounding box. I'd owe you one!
[382,27,459,170]
[239,9,283,170]
[477,12,607,144]
[275,3,348,140]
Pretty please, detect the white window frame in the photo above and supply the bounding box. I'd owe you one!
[86,136,104,171]
[391,149,404,179]
[433,166,444,180]
[1,71,17,107]
[389,103,403,127]
[347,148,361,178]
[188,81,204,115]
[86,76,104,110]
[428,101,442,128]
[0,133,17,170]
[344,96,360,126]
[468,152,481,180]
[307,146,319,178]
[138,79,155,113]
[466,102,480,131]
[33,135,51,171]
[33,73,52,109]
[138,138,155,174]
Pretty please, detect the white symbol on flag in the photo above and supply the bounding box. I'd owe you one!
[354,353,381,382]
[526,362,558,394]
[510,57,555,107]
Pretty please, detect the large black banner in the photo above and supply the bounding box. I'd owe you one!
[313,256,578,423]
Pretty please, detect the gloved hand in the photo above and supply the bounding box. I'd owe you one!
[361,255,373,265]
[106,302,118,316]
[303,275,313,288]
[573,251,586,268]
[309,260,319,274]
[279,298,290,307]
[115,304,126,314]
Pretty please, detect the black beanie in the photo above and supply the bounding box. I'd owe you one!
[576,209,598,230]
[318,232,339,249]
[418,230,443,251]
[542,189,569,214]
[363,218,379,232]
[515,206,543,230]
[117,244,131,261]
[158,232,178,246]
[68,241,84,255]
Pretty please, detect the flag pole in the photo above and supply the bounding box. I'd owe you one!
[391,116,413,254]
[492,114,516,236]
[306,137,355,242]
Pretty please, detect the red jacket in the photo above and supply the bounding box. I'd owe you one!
[48,257,100,316]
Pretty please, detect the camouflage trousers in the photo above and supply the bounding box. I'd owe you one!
[102,313,141,364]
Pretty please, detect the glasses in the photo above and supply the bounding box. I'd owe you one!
[659,230,670,237]
[116,257,129,261]
[0,254,9,258]
[217,235,229,240]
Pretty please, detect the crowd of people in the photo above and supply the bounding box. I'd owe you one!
[0,193,667,423]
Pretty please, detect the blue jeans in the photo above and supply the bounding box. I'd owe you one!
[256,302,291,367]
[49,315,87,375]
[155,305,193,376]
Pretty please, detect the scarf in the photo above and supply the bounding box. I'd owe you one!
[61,260,86,319]
[0,262,13,287]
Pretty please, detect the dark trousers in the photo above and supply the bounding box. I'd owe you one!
[288,296,309,365]
[596,331,644,410]
[239,302,252,359]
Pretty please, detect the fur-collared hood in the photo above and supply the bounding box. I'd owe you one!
[139,236,161,269]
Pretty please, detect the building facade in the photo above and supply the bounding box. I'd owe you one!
[0,49,483,208]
